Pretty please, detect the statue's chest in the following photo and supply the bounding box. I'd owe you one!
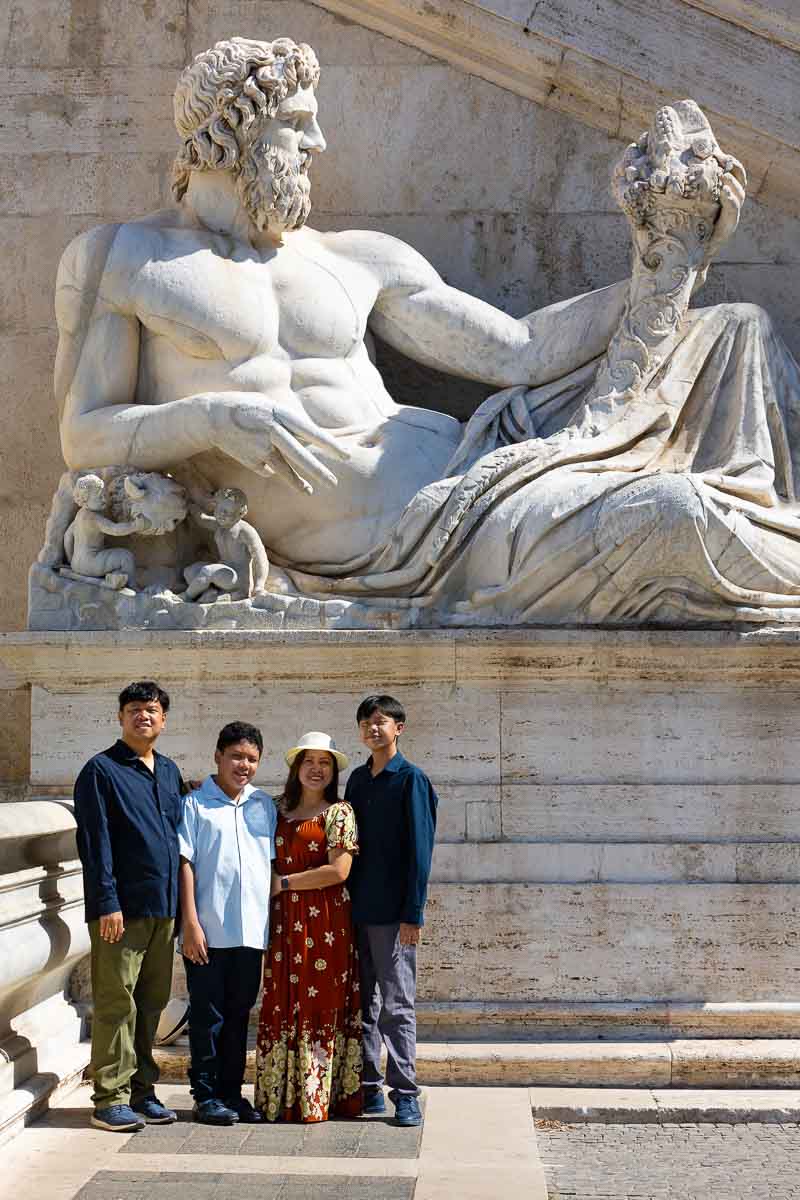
[134,241,366,363]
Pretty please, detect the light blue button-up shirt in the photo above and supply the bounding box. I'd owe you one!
[178,776,277,950]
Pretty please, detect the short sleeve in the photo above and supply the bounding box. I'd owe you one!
[177,795,198,862]
[324,801,359,853]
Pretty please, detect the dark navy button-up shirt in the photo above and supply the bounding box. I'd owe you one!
[345,751,438,926]
[73,739,183,922]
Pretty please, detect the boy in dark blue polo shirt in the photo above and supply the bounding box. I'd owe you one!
[74,681,183,1133]
[344,694,437,1128]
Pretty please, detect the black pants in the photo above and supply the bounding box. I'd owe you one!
[184,946,263,1103]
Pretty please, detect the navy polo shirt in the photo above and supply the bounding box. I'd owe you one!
[345,751,438,926]
[73,739,183,922]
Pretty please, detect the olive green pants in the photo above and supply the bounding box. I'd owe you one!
[88,917,175,1108]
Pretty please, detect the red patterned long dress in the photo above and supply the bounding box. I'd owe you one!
[254,800,363,1122]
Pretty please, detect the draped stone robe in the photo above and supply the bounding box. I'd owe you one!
[283,303,800,625]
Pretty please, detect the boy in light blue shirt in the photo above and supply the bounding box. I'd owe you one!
[178,721,276,1125]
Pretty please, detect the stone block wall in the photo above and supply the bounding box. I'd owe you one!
[2,1,800,783]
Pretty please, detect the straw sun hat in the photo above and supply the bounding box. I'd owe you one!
[285,731,349,770]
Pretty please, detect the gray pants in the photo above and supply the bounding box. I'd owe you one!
[357,922,418,1100]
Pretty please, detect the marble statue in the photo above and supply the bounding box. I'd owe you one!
[63,474,145,590]
[184,487,269,602]
[30,35,800,630]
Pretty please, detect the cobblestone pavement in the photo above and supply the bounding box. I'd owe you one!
[536,1121,800,1200]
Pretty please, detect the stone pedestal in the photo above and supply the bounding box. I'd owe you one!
[2,627,800,1095]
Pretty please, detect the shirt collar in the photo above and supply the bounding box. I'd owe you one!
[111,738,162,767]
[199,775,258,806]
[366,750,406,777]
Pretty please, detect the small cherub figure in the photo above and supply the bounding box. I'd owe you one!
[64,474,148,589]
[183,487,269,603]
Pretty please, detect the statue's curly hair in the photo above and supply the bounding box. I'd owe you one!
[172,36,320,201]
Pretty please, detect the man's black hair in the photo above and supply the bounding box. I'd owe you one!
[355,694,406,724]
[118,681,170,713]
[216,721,264,756]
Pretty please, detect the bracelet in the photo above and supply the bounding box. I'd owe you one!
[280,875,290,891]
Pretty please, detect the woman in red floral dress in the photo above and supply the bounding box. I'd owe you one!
[254,731,363,1122]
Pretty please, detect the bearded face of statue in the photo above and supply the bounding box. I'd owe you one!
[236,83,325,233]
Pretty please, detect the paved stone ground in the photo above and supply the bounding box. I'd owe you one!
[120,1097,423,1160]
[74,1170,415,1199]
[2,1083,546,1200]
[537,1120,800,1200]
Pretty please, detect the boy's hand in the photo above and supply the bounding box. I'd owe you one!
[99,911,125,942]
[399,923,421,946]
[183,920,209,964]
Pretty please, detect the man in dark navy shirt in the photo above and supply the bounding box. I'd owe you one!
[345,694,437,1128]
[74,680,183,1133]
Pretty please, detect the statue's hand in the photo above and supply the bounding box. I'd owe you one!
[703,166,746,265]
[208,393,349,494]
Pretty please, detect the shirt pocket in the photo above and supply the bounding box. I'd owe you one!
[243,803,274,840]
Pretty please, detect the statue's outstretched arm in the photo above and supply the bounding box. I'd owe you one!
[364,233,628,389]
[55,228,347,493]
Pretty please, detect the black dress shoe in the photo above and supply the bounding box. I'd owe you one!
[223,1096,264,1123]
[192,1098,239,1125]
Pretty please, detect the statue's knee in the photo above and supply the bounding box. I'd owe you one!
[108,548,135,574]
[596,474,706,550]
[723,301,772,338]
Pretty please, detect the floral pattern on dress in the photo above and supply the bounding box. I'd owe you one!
[254,800,363,1123]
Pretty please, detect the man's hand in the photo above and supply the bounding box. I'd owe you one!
[209,393,349,494]
[182,920,209,964]
[99,911,125,942]
[270,872,284,898]
[399,922,421,946]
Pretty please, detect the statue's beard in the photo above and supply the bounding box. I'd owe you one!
[236,143,312,233]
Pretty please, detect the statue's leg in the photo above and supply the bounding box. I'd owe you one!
[99,548,136,588]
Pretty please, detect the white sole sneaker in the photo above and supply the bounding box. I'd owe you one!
[90,1112,145,1132]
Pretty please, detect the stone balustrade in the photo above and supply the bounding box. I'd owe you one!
[0,799,89,1144]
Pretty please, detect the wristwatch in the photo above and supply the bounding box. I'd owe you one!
[280,876,290,891]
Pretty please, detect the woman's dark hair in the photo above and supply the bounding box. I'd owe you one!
[280,749,339,813]
[216,721,263,755]
[118,680,170,713]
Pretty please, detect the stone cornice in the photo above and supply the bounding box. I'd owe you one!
[312,0,800,217]
[4,628,800,687]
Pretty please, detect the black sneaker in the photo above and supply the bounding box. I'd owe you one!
[132,1095,178,1124]
[362,1090,387,1116]
[192,1098,239,1125]
[393,1095,422,1127]
[222,1096,264,1124]
[91,1104,146,1132]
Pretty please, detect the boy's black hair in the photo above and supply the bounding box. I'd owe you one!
[355,694,406,724]
[216,721,263,756]
[118,681,170,713]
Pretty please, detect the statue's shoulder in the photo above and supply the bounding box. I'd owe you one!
[58,211,176,287]
[56,212,179,315]
[314,226,441,288]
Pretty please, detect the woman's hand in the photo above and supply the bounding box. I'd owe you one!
[182,919,209,964]
[270,872,284,898]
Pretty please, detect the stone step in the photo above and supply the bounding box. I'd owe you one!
[154,1037,800,1089]
[415,1000,800,1041]
[529,1086,800,1124]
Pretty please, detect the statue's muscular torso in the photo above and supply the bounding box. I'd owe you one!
[106,219,461,563]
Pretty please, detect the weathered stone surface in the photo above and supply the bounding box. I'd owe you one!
[500,784,800,843]
[420,883,800,1002]
[671,1038,800,1087]
[26,679,501,787]
[315,0,800,217]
